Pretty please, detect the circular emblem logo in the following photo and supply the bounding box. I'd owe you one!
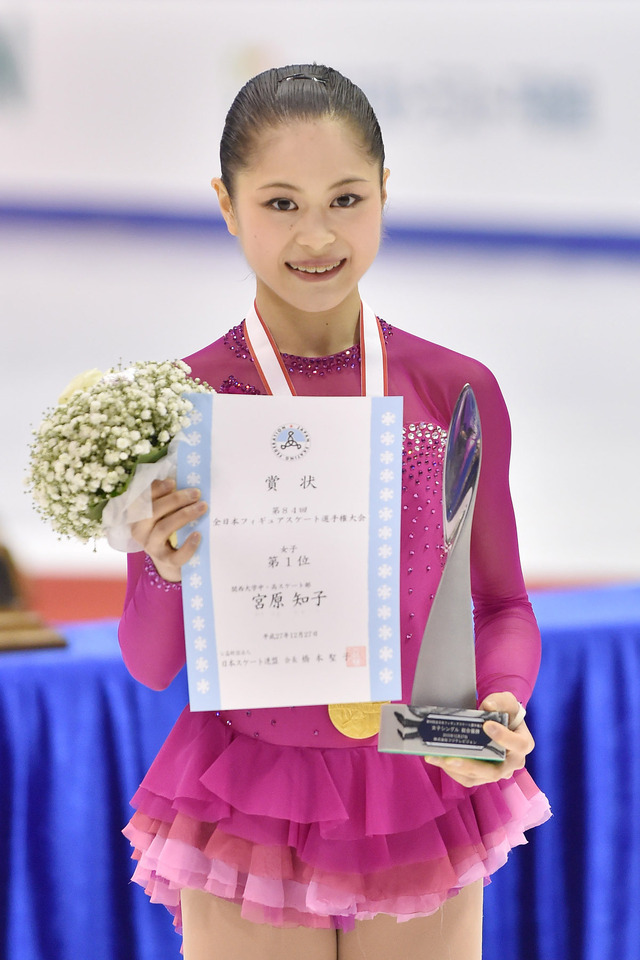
[272,423,310,461]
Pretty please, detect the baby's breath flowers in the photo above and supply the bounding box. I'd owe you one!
[27,360,212,543]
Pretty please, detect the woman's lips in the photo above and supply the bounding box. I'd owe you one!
[286,259,346,281]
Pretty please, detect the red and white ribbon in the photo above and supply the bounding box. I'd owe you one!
[243,300,387,397]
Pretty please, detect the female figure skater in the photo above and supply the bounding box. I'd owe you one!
[119,64,550,960]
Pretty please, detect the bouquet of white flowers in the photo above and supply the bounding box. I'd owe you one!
[27,360,212,545]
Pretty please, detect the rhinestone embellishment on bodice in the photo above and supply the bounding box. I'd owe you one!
[401,422,448,644]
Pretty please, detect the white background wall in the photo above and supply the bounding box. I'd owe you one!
[1,1,639,582]
[2,0,639,230]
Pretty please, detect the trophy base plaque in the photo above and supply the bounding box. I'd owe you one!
[0,546,66,651]
[379,704,508,761]
[0,609,66,651]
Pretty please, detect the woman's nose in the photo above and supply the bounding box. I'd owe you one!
[295,210,336,251]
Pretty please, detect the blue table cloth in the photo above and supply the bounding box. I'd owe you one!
[1,583,639,960]
[0,620,187,960]
[485,583,640,960]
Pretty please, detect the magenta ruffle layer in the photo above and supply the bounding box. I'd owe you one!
[123,715,551,933]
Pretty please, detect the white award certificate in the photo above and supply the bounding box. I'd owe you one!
[177,393,403,711]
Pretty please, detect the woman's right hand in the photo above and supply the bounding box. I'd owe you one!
[131,478,208,582]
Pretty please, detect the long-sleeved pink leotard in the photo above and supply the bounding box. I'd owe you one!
[120,318,550,932]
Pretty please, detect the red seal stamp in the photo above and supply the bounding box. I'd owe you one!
[346,646,367,667]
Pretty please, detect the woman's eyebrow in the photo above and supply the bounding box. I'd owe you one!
[256,177,371,191]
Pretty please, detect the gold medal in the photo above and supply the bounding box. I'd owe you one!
[328,701,389,739]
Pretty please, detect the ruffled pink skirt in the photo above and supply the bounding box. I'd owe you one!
[123,709,551,933]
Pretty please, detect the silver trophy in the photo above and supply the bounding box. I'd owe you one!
[378,384,508,761]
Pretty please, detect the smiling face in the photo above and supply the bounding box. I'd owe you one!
[214,118,388,351]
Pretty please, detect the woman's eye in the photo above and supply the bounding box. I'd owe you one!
[331,194,361,208]
[268,198,297,212]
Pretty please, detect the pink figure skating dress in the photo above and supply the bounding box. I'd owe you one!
[120,318,551,934]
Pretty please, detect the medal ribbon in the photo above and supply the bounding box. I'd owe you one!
[243,300,388,397]
[243,299,390,738]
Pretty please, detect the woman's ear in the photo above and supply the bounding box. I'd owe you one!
[212,177,238,236]
[381,168,390,206]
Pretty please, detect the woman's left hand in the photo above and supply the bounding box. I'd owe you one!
[424,691,534,787]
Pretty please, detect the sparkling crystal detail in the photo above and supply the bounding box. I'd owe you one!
[402,420,448,634]
[224,319,392,376]
[219,375,262,395]
[144,554,182,592]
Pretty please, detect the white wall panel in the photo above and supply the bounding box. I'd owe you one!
[0,1,638,231]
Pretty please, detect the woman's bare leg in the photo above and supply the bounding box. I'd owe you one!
[181,889,338,960]
[337,880,483,960]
